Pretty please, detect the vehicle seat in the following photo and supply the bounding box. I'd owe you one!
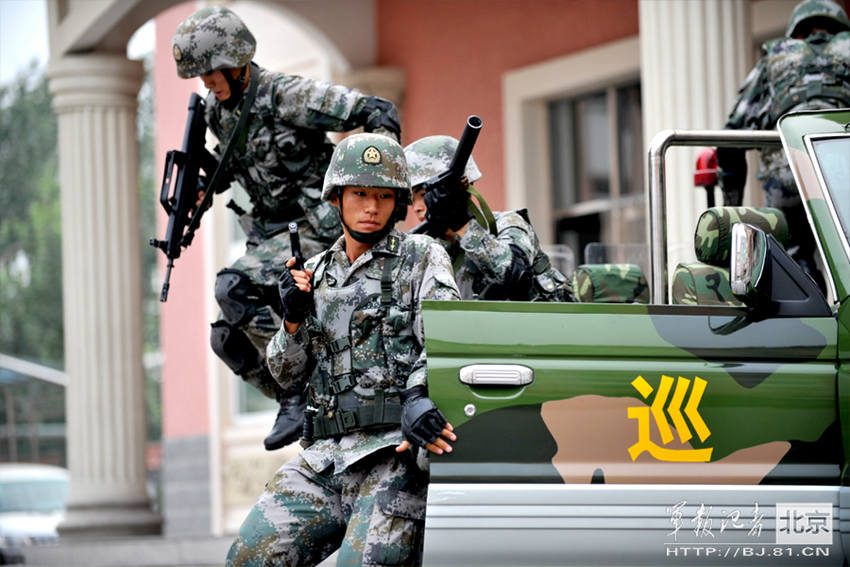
[572,263,649,304]
[671,206,788,305]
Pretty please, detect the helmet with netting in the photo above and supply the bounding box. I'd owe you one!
[786,0,850,37]
[322,134,412,205]
[172,6,256,79]
[403,135,482,189]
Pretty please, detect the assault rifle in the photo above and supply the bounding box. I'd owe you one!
[150,93,219,301]
[410,115,483,236]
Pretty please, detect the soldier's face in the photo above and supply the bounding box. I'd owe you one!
[334,186,396,232]
[200,69,237,101]
[411,187,427,223]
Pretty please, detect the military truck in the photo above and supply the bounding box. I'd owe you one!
[420,109,850,566]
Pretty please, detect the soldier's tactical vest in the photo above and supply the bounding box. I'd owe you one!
[764,31,850,124]
[209,70,340,240]
[304,235,418,438]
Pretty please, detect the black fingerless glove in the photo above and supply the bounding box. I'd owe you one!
[424,183,473,233]
[359,95,401,141]
[278,267,312,324]
[400,385,448,448]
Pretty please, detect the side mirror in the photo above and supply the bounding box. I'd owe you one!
[730,223,831,317]
[730,222,767,299]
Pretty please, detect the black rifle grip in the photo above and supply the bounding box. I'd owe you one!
[289,222,304,270]
[300,406,318,449]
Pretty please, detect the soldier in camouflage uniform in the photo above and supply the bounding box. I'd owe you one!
[172,6,402,450]
[404,135,574,302]
[226,134,460,567]
[718,0,850,287]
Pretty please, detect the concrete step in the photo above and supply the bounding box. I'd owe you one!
[22,536,338,566]
[22,536,231,567]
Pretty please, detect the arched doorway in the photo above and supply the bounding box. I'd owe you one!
[46,0,399,540]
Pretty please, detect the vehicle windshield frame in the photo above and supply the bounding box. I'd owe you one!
[804,133,850,261]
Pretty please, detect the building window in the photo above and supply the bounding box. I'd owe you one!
[548,81,644,266]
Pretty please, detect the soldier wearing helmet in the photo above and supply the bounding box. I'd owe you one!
[172,6,402,451]
[405,135,574,302]
[718,0,849,288]
[227,134,460,567]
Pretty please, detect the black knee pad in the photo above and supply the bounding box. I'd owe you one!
[210,320,260,374]
[215,269,264,326]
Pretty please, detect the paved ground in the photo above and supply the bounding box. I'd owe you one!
[23,536,338,566]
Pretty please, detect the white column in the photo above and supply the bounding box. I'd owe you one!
[47,54,161,536]
[639,0,751,270]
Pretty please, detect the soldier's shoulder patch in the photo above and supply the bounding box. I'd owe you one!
[362,146,382,165]
[173,44,182,62]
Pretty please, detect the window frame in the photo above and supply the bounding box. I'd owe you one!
[547,82,645,261]
[503,36,641,247]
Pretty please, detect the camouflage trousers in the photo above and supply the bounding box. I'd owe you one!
[218,217,336,399]
[226,447,428,567]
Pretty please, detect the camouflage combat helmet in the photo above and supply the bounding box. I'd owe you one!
[403,135,482,188]
[322,133,412,205]
[172,6,256,79]
[786,0,850,37]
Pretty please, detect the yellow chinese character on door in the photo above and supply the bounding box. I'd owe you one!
[628,375,713,462]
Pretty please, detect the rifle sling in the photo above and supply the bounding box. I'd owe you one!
[467,185,498,237]
[182,67,260,242]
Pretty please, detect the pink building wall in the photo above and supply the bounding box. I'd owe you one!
[378,0,640,212]
[154,1,210,439]
[152,0,850,459]
[153,0,640,441]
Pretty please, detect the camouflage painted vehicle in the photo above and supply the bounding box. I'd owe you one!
[420,109,850,566]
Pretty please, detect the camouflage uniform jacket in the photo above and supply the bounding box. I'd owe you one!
[725,31,850,203]
[452,210,572,301]
[206,64,374,236]
[266,229,460,473]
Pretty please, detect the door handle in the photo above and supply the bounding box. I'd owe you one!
[458,364,534,386]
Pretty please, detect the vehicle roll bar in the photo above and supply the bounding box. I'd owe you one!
[647,129,781,304]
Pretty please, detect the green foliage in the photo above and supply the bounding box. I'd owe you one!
[139,53,160,351]
[0,65,62,366]
[0,381,66,466]
[138,52,162,442]
[0,57,163,448]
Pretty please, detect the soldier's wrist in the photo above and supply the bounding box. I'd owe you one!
[400,385,427,404]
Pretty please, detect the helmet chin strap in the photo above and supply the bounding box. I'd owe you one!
[338,196,400,244]
[221,65,250,110]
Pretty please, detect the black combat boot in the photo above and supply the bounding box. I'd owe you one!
[264,391,307,451]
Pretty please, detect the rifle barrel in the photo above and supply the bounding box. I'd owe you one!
[160,261,173,302]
